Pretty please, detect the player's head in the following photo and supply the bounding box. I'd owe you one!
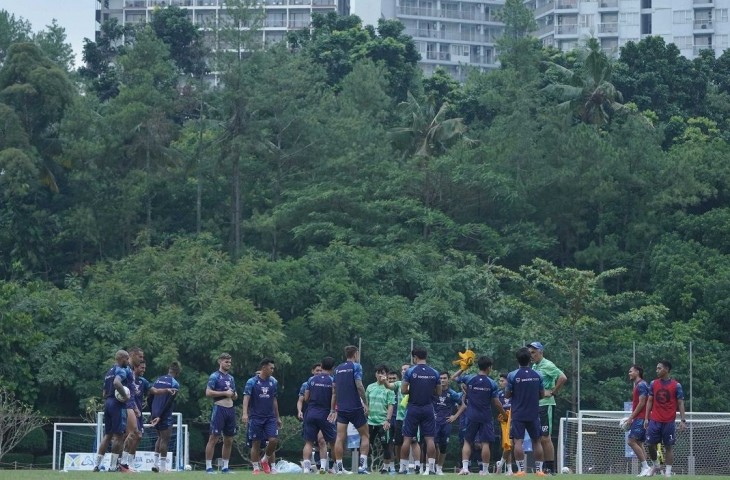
[516,347,531,367]
[259,358,275,378]
[411,346,427,361]
[344,345,359,361]
[629,364,643,380]
[218,352,232,372]
[312,363,322,375]
[477,356,493,372]
[401,364,410,376]
[528,341,544,362]
[656,360,672,378]
[116,349,130,367]
[388,370,398,383]
[375,364,388,375]
[135,359,146,375]
[321,356,335,372]
[129,347,144,367]
[439,371,450,387]
[169,361,181,377]
[499,372,508,389]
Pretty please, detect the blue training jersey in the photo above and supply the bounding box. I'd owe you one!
[433,388,462,422]
[207,371,236,400]
[498,390,511,411]
[151,374,180,418]
[334,361,364,412]
[103,365,132,400]
[307,373,334,416]
[244,375,278,418]
[403,364,440,406]
[506,367,544,422]
[132,376,151,411]
[461,373,499,422]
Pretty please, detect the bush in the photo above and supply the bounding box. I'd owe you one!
[13,428,47,453]
[1,453,35,466]
[33,454,53,467]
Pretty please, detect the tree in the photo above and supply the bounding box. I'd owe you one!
[79,18,130,101]
[0,389,46,463]
[34,19,74,71]
[150,6,208,76]
[0,10,32,67]
[542,38,624,126]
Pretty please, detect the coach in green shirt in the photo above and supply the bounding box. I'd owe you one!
[529,341,567,475]
[366,365,396,472]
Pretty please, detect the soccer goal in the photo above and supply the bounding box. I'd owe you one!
[558,410,730,475]
[52,412,189,472]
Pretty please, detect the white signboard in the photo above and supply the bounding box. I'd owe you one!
[63,452,173,471]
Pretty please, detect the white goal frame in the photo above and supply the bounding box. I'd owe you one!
[52,412,189,471]
[558,410,730,476]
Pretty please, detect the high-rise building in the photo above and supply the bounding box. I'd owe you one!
[352,0,503,80]
[527,0,730,59]
[95,0,344,49]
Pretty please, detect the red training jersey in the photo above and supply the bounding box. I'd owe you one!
[649,378,680,423]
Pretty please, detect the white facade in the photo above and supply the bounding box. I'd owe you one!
[527,0,730,58]
[96,0,344,48]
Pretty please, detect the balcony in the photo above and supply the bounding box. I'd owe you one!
[598,22,618,34]
[125,0,146,7]
[556,0,577,9]
[195,0,217,5]
[265,18,287,27]
[534,23,556,36]
[312,0,336,6]
[288,19,310,28]
[471,55,495,65]
[598,0,618,8]
[534,1,555,17]
[556,24,578,34]
[396,6,499,23]
[693,0,713,5]
[425,51,451,61]
[694,19,714,30]
[170,0,193,6]
[694,44,713,55]
[408,28,445,39]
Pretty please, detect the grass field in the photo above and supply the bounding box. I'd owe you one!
[3,473,730,480]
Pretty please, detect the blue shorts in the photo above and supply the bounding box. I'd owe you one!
[510,418,541,442]
[304,414,336,443]
[435,422,452,448]
[154,413,174,432]
[249,417,279,442]
[403,404,436,438]
[628,419,646,442]
[646,420,676,446]
[464,419,494,444]
[337,408,367,429]
[210,405,237,437]
[104,397,128,435]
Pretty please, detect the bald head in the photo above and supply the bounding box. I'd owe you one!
[115,350,130,367]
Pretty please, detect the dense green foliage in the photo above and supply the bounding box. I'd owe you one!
[1,8,729,424]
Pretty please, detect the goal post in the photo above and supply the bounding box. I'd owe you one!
[52,412,188,471]
[558,410,730,476]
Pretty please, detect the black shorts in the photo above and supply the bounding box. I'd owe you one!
[538,405,553,437]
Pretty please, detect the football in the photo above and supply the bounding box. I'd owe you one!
[184,465,192,471]
[561,467,571,474]
[115,386,130,402]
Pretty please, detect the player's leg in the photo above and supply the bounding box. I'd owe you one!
[538,405,555,474]
[333,415,349,473]
[527,421,544,474]
[628,419,651,476]
[155,426,173,473]
[95,401,114,471]
[317,431,328,471]
[302,417,317,472]
[478,424,492,475]
[661,422,677,477]
[460,421,479,475]
[206,405,224,472]
[262,418,279,472]
[355,416,371,472]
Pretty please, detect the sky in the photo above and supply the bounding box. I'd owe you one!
[0,0,97,68]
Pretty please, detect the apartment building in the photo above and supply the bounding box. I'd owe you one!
[527,0,730,58]
[352,0,503,81]
[95,0,346,49]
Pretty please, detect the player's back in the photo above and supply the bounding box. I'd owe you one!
[151,374,179,417]
[103,365,130,399]
[334,360,362,412]
[404,364,439,405]
[507,368,543,421]
[463,374,498,421]
[308,373,334,414]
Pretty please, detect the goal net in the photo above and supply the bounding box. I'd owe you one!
[558,410,730,475]
[52,412,188,472]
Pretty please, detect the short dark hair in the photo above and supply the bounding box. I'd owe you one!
[345,345,359,359]
[659,360,672,372]
[477,356,493,371]
[259,358,275,368]
[631,364,644,379]
[321,356,335,371]
[169,361,181,375]
[411,347,427,360]
[516,347,531,367]
[440,370,450,377]
[312,363,322,371]
[499,372,508,379]
[218,352,232,360]
[375,364,388,374]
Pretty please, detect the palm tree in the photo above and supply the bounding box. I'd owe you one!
[542,38,624,126]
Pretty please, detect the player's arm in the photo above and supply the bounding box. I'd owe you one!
[297,394,305,421]
[328,382,337,423]
[643,390,654,427]
[492,396,506,417]
[450,369,465,382]
[241,393,251,423]
[356,379,369,416]
[113,374,129,401]
[273,397,282,427]
[547,369,567,397]
[449,397,466,423]
[628,395,647,422]
[401,379,410,395]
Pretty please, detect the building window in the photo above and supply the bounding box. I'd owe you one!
[641,13,651,34]
[619,12,638,25]
[717,34,729,49]
[673,10,692,24]
[673,36,692,49]
[579,14,594,28]
[716,9,729,23]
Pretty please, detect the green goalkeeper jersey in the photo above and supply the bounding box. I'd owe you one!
[366,382,395,425]
[532,357,564,406]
